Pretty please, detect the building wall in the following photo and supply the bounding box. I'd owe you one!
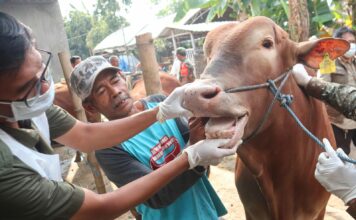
[0,0,70,82]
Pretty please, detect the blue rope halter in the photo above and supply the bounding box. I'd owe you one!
[225,69,356,164]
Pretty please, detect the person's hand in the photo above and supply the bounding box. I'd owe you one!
[183,139,241,169]
[315,138,356,204]
[292,64,312,87]
[156,84,193,122]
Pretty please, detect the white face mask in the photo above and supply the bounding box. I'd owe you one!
[0,79,55,122]
[344,43,356,58]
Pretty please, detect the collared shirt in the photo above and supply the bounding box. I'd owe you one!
[0,105,84,220]
[320,57,356,125]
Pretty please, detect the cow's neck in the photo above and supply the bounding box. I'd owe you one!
[238,81,327,178]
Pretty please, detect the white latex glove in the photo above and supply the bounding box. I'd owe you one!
[156,84,193,122]
[315,138,356,204]
[292,64,312,87]
[183,139,241,169]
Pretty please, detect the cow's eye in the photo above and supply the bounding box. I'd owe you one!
[262,39,273,49]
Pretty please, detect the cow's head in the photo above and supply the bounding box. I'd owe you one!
[183,16,348,147]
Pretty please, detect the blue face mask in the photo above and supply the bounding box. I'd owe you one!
[344,43,356,58]
[0,79,55,122]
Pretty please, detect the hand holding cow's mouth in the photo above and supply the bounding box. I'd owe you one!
[205,114,248,149]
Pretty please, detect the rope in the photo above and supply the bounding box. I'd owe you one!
[268,80,356,164]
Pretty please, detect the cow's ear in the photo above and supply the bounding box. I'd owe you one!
[296,38,349,69]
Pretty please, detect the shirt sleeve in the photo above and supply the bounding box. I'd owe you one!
[95,145,205,209]
[46,105,77,139]
[306,77,356,120]
[0,142,84,220]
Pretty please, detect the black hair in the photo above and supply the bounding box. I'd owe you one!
[0,12,33,74]
[70,55,81,65]
[333,26,356,38]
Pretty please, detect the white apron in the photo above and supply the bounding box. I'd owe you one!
[0,113,62,181]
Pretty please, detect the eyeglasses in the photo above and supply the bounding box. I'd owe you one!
[22,49,52,107]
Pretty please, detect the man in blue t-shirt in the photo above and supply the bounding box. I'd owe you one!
[72,56,229,220]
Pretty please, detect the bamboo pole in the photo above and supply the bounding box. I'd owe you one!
[58,51,106,194]
[136,32,162,95]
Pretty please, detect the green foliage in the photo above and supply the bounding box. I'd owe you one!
[308,0,334,36]
[155,0,352,38]
[64,11,92,58]
[86,19,109,50]
[64,0,131,57]
[93,0,129,31]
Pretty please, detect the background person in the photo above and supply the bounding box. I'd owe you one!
[320,27,356,155]
[293,64,356,217]
[176,47,195,84]
[70,55,81,68]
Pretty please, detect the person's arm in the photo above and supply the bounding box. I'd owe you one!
[305,78,356,120]
[71,153,190,220]
[96,146,205,209]
[292,64,356,120]
[72,138,238,220]
[314,139,356,209]
[55,107,159,152]
[56,84,193,152]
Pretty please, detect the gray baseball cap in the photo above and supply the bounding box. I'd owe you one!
[70,56,119,100]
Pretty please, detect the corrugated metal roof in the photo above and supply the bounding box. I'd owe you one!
[93,14,176,53]
[158,21,238,38]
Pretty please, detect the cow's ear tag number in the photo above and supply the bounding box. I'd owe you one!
[319,53,336,74]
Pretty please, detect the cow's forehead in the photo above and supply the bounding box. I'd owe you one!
[205,17,288,57]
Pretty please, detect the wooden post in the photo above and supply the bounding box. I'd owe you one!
[136,33,162,95]
[58,51,106,194]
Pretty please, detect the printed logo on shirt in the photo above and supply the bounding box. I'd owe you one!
[150,135,181,170]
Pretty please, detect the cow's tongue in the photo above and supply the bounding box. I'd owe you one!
[205,115,248,148]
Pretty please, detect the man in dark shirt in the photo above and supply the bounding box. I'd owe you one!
[293,64,356,217]
[176,47,195,84]
[71,56,229,220]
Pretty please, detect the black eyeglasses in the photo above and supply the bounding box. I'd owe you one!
[22,49,52,107]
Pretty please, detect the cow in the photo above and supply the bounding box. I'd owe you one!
[182,16,349,219]
[129,72,181,101]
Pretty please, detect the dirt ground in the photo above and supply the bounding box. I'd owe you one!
[57,143,356,220]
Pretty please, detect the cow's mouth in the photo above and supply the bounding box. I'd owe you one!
[205,114,249,148]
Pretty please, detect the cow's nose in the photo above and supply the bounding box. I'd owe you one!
[108,85,121,98]
[183,84,222,117]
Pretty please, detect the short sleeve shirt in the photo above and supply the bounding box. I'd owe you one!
[0,105,84,220]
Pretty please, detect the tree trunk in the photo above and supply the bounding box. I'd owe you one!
[136,33,162,95]
[288,0,310,42]
[350,0,356,27]
[58,51,106,194]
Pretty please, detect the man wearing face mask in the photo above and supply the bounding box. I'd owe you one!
[321,27,356,155]
[0,12,238,220]
[293,64,356,217]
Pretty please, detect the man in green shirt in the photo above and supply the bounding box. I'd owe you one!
[0,12,238,220]
[293,64,356,218]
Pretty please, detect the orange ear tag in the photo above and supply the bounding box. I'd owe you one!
[319,53,336,74]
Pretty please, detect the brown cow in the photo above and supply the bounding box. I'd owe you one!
[130,72,181,101]
[182,17,349,219]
